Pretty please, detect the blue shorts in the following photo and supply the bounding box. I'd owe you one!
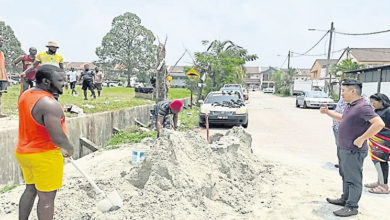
[0,81,7,91]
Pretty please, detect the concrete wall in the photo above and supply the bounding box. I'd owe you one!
[0,98,190,185]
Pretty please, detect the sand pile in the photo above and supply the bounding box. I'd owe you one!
[0,127,277,220]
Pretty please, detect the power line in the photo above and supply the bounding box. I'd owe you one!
[294,30,329,57]
[291,47,346,57]
[279,55,288,68]
[335,29,390,36]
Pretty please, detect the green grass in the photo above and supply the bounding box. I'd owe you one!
[0,184,18,194]
[178,106,200,131]
[1,85,191,116]
[105,126,157,150]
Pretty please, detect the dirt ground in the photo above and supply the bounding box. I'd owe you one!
[0,114,18,130]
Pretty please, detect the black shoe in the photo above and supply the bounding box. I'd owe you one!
[326,198,345,206]
[333,207,358,217]
[334,164,339,168]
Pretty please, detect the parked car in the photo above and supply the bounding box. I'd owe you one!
[296,91,336,109]
[263,87,275,93]
[199,91,248,128]
[219,84,245,100]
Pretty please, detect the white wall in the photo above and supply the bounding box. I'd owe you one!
[379,82,390,97]
[362,82,378,97]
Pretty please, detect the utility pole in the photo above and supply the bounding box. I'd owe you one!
[287,50,291,69]
[326,22,334,95]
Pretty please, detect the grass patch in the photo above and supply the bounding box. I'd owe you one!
[105,126,157,150]
[0,184,18,194]
[1,86,191,116]
[178,106,200,131]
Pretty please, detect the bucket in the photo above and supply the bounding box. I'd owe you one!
[132,150,145,163]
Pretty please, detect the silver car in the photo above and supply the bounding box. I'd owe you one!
[296,91,336,109]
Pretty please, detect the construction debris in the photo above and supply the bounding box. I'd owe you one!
[0,127,277,220]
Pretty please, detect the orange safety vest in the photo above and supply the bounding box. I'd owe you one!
[16,89,67,154]
[0,51,8,81]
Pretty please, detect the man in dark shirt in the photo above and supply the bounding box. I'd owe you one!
[320,79,384,217]
[153,99,183,136]
[80,64,96,100]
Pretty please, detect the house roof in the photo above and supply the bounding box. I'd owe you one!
[244,66,260,74]
[296,68,311,76]
[340,48,390,62]
[344,64,390,74]
[63,62,97,70]
[310,59,338,71]
[168,66,185,73]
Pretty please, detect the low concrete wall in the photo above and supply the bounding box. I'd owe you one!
[0,98,190,185]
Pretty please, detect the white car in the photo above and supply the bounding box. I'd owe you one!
[296,91,336,109]
[199,91,248,128]
[263,87,275,93]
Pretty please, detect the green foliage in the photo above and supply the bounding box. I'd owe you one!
[105,126,156,149]
[178,106,199,131]
[96,12,157,79]
[2,86,190,116]
[0,184,18,194]
[168,88,192,100]
[330,59,365,78]
[194,40,258,95]
[272,69,296,95]
[0,21,24,70]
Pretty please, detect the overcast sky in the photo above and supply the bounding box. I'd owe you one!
[1,0,389,69]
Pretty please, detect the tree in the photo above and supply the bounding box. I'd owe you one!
[272,68,297,96]
[330,59,365,79]
[96,12,157,87]
[194,40,258,94]
[0,21,24,71]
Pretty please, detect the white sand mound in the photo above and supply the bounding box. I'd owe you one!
[0,127,277,220]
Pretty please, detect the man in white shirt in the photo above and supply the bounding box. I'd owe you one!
[67,67,80,96]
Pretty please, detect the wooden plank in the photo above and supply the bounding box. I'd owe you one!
[79,137,98,152]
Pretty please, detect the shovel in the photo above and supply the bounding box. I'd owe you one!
[69,157,123,212]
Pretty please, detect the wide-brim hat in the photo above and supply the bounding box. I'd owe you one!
[46,41,59,48]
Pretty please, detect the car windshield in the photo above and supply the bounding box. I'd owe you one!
[306,92,328,98]
[205,93,240,104]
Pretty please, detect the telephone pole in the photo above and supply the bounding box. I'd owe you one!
[287,50,291,69]
[326,22,334,94]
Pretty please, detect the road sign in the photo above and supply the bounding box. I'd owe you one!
[186,68,200,80]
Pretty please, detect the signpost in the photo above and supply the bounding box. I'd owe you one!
[186,68,200,108]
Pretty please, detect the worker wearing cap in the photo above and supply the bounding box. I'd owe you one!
[21,41,64,77]
[153,99,183,136]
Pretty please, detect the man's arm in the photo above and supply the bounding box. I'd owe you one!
[41,99,74,156]
[354,116,385,148]
[320,104,342,121]
[13,55,24,73]
[21,60,40,77]
[156,116,164,135]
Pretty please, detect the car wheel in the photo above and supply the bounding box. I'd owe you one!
[242,119,248,128]
[296,100,299,107]
[303,101,307,109]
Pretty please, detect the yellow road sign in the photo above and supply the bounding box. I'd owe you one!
[186,68,200,79]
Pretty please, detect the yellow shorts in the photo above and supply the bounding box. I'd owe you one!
[15,150,64,192]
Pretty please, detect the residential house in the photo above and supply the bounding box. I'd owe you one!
[63,62,97,71]
[260,66,278,90]
[244,66,261,90]
[294,68,311,81]
[338,48,390,67]
[310,59,338,80]
[168,66,187,88]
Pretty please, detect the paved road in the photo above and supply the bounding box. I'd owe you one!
[247,91,376,173]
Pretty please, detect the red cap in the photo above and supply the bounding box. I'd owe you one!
[169,100,183,113]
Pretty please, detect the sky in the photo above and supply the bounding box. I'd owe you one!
[1,0,390,69]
